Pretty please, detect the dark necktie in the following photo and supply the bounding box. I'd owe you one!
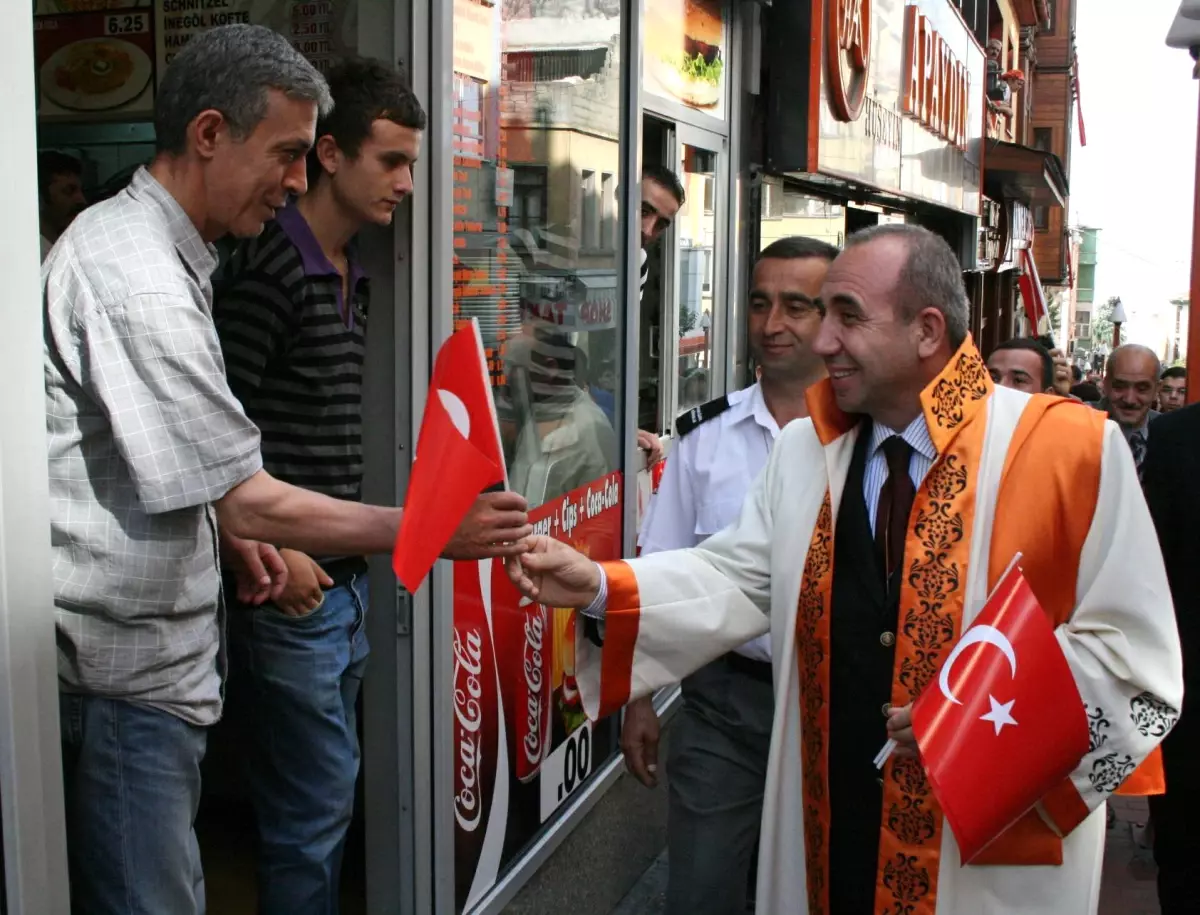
[875,436,916,581]
[1129,431,1147,482]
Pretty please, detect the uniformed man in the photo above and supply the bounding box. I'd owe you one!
[623,236,838,914]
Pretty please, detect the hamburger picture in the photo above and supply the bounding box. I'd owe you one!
[644,0,725,110]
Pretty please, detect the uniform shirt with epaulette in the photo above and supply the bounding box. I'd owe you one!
[638,383,781,662]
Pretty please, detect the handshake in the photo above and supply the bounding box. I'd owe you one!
[224,490,602,610]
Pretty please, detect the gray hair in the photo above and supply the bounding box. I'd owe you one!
[845,223,970,350]
[1106,344,1161,379]
[155,25,333,155]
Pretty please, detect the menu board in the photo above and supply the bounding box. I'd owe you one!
[33,0,358,123]
[156,0,358,78]
[34,6,157,120]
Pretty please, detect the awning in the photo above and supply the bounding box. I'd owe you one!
[983,142,1069,208]
[1018,248,1050,334]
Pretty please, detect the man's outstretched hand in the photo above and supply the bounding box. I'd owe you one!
[442,491,534,560]
[504,536,602,609]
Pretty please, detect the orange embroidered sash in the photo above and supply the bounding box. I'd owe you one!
[796,341,991,915]
[873,346,990,914]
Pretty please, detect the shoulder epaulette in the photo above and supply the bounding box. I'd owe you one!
[675,394,731,437]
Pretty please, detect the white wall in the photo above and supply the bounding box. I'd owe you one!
[0,8,70,913]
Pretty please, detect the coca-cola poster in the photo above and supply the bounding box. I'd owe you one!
[453,471,623,911]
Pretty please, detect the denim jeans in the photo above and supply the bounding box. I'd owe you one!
[59,694,207,915]
[229,573,370,915]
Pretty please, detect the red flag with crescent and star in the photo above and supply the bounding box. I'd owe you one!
[392,319,507,591]
[911,556,1090,863]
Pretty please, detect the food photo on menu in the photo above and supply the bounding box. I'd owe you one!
[643,0,725,112]
[34,0,155,119]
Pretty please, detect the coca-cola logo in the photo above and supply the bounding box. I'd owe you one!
[522,610,545,765]
[453,626,484,832]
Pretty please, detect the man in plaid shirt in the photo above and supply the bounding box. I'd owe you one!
[42,25,530,915]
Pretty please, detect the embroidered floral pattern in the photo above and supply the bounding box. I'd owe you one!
[881,853,932,911]
[892,757,926,796]
[804,803,825,912]
[1089,752,1137,794]
[1129,692,1178,739]
[888,795,938,845]
[1086,704,1110,753]
[927,349,990,432]
[876,343,989,915]
[797,495,834,915]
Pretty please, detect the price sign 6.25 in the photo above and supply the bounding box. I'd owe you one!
[105,13,150,36]
[538,720,593,823]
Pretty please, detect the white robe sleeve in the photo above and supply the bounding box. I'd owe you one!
[574,444,780,721]
[1041,422,1183,832]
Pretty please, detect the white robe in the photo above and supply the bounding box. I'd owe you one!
[575,384,1182,914]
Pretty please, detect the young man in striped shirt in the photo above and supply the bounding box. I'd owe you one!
[213,58,445,912]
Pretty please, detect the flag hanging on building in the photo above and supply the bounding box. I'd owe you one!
[1072,55,1087,147]
[1018,248,1050,334]
[911,557,1090,863]
[393,319,508,591]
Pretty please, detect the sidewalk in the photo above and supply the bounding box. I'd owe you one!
[1101,796,1159,915]
[612,797,1161,914]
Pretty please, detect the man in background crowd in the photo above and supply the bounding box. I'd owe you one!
[622,236,837,914]
[37,150,87,261]
[1141,403,1200,914]
[1159,366,1187,413]
[986,337,1055,394]
[43,27,528,914]
[1099,343,1161,478]
[212,56,435,913]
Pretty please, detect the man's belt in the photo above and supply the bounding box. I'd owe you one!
[318,556,369,589]
[724,652,773,684]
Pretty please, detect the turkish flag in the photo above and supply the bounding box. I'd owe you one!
[393,319,507,591]
[912,557,1089,863]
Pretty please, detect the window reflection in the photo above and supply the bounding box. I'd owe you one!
[452,0,624,512]
[760,179,844,251]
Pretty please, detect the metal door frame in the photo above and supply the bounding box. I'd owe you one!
[665,123,731,433]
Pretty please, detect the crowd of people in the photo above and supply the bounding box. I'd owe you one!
[33,20,1195,915]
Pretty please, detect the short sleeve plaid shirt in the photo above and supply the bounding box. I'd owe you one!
[43,167,263,726]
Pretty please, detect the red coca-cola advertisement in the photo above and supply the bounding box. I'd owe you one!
[451,560,504,897]
[453,472,623,911]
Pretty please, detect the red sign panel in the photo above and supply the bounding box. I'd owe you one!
[453,472,622,910]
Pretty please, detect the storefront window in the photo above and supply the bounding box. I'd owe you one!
[760,187,845,251]
[676,143,716,412]
[450,0,626,909]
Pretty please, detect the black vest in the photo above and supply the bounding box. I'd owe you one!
[827,423,905,914]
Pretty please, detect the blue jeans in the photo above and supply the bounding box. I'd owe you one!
[59,694,207,915]
[229,574,370,915]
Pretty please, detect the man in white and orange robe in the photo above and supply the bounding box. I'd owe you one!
[579,346,1181,913]
[508,230,1182,915]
